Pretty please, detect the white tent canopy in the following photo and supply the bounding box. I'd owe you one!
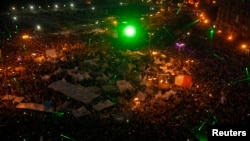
[48,80,99,104]
[92,100,114,111]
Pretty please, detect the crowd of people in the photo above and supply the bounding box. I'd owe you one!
[0,26,248,141]
[0,7,249,141]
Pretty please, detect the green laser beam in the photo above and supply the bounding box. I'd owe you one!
[183,19,200,30]
[176,1,185,15]
[246,67,249,78]
[228,77,250,86]
[198,120,207,131]
[61,134,76,141]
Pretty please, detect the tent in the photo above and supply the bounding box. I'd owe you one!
[34,56,45,63]
[13,96,24,103]
[116,80,133,93]
[1,94,15,100]
[72,106,89,118]
[16,103,53,112]
[92,100,114,111]
[48,80,99,104]
[174,75,192,88]
[155,89,176,100]
[134,91,147,101]
[56,101,70,111]
[2,95,24,103]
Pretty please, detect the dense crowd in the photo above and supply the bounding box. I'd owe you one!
[0,15,250,141]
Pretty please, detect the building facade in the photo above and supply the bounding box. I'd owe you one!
[216,0,250,42]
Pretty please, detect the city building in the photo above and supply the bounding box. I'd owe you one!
[216,0,250,44]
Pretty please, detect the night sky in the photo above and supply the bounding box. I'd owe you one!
[0,0,121,12]
[0,0,78,12]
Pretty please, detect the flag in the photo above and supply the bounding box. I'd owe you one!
[174,75,192,88]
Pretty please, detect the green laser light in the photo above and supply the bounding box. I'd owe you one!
[123,25,136,37]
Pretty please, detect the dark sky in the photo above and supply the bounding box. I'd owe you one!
[0,0,79,12]
[0,0,120,12]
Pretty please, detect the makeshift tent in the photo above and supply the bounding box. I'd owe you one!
[13,96,24,103]
[56,101,70,111]
[34,56,45,63]
[1,94,15,100]
[134,91,147,101]
[48,80,99,104]
[16,103,54,112]
[174,75,192,88]
[155,89,176,100]
[72,106,89,118]
[92,100,114,111]
[1,95,24,103]
[116,80,133,93]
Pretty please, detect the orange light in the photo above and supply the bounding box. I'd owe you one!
[227,35,233,40]
[204,19,209,24]
[22,34,30,39]
[134,97,139,101]
[241,44,247,49]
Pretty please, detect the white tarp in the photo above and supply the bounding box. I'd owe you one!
[92,100,114,111]
[48,80,99,104]
[116,80,133,93]
[16,103,53,112]
[155,89,176,100]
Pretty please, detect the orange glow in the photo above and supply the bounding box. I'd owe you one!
[227,35,233,40]
[134,97,139,101]
[204,19,209,24]
[241,44,247,49]
[22,34,31,40]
